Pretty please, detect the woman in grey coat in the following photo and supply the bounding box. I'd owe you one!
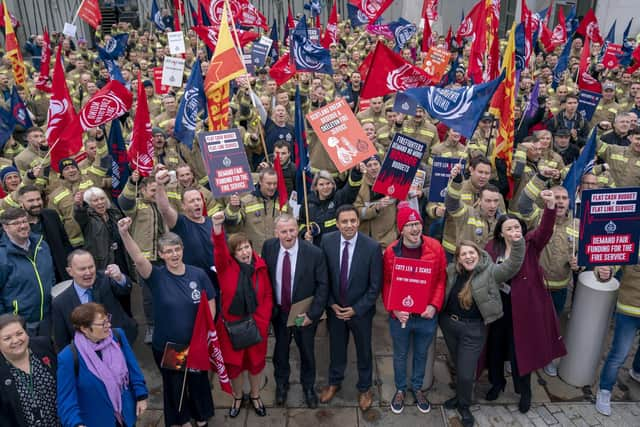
[439,236,525,427]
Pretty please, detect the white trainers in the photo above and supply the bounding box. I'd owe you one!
[504,361,512,375]
[144,326,154,344]
[595,389,612,416]
[629,368,640,383]
[544,362,558,377]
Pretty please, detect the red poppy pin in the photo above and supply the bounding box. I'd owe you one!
[42,356,51,368]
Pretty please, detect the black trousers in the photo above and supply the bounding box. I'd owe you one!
[327,309,374,392]
[272,309,318,390]
[486,291,531,396]
[439,314,486,408]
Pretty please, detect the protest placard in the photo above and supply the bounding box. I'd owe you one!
[161,57,185,87]
[153,67,170,94]
[577,90,603,122]
[428,157,466,203]
[578,187,640,266]
[384,258,435,313]
[167,31,186,54]
[251,36,273,68]
[198,129,255,198]
[422,47,451,82]
[306,98,377,173]
[372,133,426,201]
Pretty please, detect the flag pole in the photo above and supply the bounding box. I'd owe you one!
[38,138,60,169]
[301,168,311,233]
[71,0,87,26]
[178,367,189,412]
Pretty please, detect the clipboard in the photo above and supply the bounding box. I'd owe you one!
[286,296,327,327]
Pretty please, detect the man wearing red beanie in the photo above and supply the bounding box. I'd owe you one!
[382,205,447,415]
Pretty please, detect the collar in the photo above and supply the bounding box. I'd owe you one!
[8,235,30,252]
[279,239,299,256]
[340,233,358,248]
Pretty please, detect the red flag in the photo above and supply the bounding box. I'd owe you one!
[269,52,296,86]
[351,0,394,24]
[467,2,487,84]
[173,0,183,31]
[128,72,154,176]
[543,6,567,52]
[79,80,133,130]
[186,290,233,395]
[47,44,83,173]
[0,1,19,28]
[321,1,338,49]
[0,186,6,199]
[576,8,603,45]
[194,25,259,52]
[35,30,52,93]
[77,0,102,29]
[358,48,375,81]
[238,0,268,31]
[456,0,483,43]
[444,25,452,50]
[578,35,602,93]
[273,153,288,209]
[421,14,432,53]
[422,0,439,22]
[520,0,533,67]
[602,43,623,69]
[361,41,434,99]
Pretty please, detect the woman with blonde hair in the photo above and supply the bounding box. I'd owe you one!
[439,237,525,427]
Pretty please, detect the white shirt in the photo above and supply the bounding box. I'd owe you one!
[339,233,358,281]
[275,239,299,305]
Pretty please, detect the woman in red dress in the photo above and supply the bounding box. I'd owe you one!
[211,212,273,418]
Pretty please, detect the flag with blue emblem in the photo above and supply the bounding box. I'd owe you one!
[291,16,333,74]
[98,47,126,85]
[388,17,416,52]
[10,86,33,129]
[563,129,597,211]
[404,72,505,139]
[103,33,128,59]
[565,5,577,36]
[174,59,206,149]
[107,118,129,199]
[303,0,322,18]
[0,106,14,151]
[151,0,166,31]
[269,18,280,62]
[619,19,634,66]
[347,4,368,27]
[294,85,310,206]
[552,37,572,90]
[523,79,540,120]
[515,22,527,71]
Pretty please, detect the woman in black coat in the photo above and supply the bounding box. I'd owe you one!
[0,314,59,427]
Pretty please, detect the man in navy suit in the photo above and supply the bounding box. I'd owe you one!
[261,213,329,408]
[318,205,382,411]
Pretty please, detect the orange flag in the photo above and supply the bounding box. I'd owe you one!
[2,0,25,85]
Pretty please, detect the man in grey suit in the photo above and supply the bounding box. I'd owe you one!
[318,204,383,411]
[261,213,329,408]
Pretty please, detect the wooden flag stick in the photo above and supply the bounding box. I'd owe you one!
[177,367,189,412]
[37,138,60,169]
[301,169,311,233]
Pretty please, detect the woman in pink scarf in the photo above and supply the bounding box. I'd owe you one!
[57,303,148,427]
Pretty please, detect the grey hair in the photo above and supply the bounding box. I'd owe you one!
[615,112,632,123]
[158,232,183,252]
[274,213,297,228]
[312,170,336,190]
[83,186,111,209]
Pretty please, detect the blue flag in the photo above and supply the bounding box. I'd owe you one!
[619,19,634,66]
[440,55,460,87]
[404,72,505,139]
[565,5,578,37]
[563,129,597,211]
[347,4,368,27]
[524,79,540,120]
[188,0,199,25]
[0,107,14,151]
[269,19,280,62]
[98,47,126,85]
[291,16,333,74]
[294,85,310,205]
[552,37,573,90]
[388,18,417,52]
[10,87,33,129]
[107,119,130,199]
[103,33,129,59]
[515,23,527,71]
[151,0,166,31]
[174,59,206,149]
[599,21,616,62]
[303,0,322,18]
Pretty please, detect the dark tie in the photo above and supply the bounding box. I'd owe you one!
[340,241,350,306]
[86,287,94,303]
[281,251,291,312]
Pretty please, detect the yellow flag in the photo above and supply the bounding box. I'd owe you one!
[2,0,25,85]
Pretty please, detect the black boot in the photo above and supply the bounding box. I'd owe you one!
[518,391,531,413]
[444,396,459,410]
[485,382,505,401]
[458,406,475,427]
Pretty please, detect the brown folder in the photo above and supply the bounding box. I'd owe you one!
[286,296,327,327]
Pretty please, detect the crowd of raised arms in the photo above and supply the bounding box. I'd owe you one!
[1,2,640,426]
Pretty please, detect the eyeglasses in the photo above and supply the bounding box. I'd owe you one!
[92,313,112,328]
[5,219,29,226]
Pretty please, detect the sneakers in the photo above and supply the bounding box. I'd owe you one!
[504,361,512,375]
[544,362,558,377]
[390,390,405,414]
[630,368,640,383]
[413,390,431,414]
[595,389,612,416]
[144,326,154,344]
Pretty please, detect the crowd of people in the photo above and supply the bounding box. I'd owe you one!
[1,6,640,427]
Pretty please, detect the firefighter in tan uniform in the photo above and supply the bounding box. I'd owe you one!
[589,82,620,128]
[596,127,640,188]
[143,80,163,118]
[401,107,440,160]
[224,168,289,254]
[14,127,50,189]
[166,164,224,216]
[356,97,388,132]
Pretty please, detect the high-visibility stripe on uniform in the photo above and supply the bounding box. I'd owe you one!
[245,203,263,213]
[616,301,640,317]
[547,277,570,289]
[52,189,71,204]
[324,218,336,228]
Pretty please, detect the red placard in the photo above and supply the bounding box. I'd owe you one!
[153,67,170,95]
[384,257,435,313]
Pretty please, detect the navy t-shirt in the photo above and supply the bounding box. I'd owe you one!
[264,118,294,154]
[148,264,215,351]
[171,215,214,275]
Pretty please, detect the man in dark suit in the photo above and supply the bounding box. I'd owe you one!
[52,249,137,350]
[18,185,73,282]
[261,213,329,409]
[318,205,382,411]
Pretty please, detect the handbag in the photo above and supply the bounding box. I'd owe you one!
[223,276,262,350]
[223,316,263,350]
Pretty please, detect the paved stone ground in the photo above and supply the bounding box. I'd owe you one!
[128,287,640,427]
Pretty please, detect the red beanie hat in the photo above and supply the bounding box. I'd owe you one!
[396,206,423,233]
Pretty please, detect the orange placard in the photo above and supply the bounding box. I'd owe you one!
[422,47,451,83]
[306,98,378,173]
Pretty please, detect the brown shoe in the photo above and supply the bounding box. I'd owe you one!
[359,389,373,412]
[319,385,341,403]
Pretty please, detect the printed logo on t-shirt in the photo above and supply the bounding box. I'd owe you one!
[189,281,201,303]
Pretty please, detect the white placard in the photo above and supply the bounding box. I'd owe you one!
[167,31,186,55]
[259,36,273,51]
[63,22,77,38]
[161,57,185,87]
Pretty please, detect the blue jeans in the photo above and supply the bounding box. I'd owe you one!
[599,312,640,391]
[389,315,437,392]
[550,288,568,315]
